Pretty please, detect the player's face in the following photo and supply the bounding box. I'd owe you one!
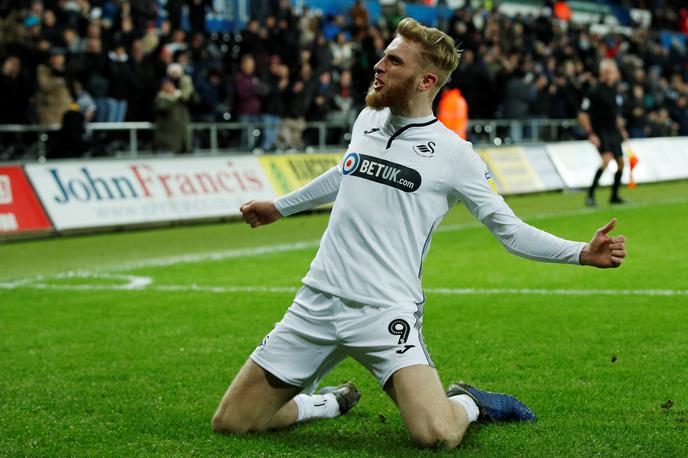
[601,64,620,85]
[366,37,423,111]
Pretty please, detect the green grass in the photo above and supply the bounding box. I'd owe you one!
[2,181,688,457]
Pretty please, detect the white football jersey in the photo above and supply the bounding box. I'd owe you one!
[299,107,506,309]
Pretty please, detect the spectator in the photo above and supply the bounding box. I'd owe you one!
[234,54,266,150]
[153,71,194,153]
[105,40,138,122]
[0,0,687,156]
[240,20,270,73]
[531,74,554,118]
[330,31,353,72]
[625,84,648,138]
[311,33,333,75]
[75,37,110,122]
[326,69,356,144]
[34,47,72,125]
[279,64,314,151]
[163,28,187,57]
[260,58,288,152]
[71,79,97,122]
[502,66,534,120]
[63,26,83,54]
[128,38,159,121]
[328,69,355,125]
[40,9,62,46]
[438,87,469,140]
[187,0,212,35]
[648,108,678,137]
[51,102,90,158]
[306,70,335,145]
[671,95,688,135]
[188,32,220,77]
[166,0,184,31]
[349,0,369,39]
[0,55,33,124]
[129,0,158,35]
[193,66,233,123]
[298,6,318,46]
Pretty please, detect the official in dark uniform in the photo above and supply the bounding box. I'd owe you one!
[578,59,629,206]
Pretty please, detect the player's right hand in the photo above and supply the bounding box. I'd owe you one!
[240,200,282,228]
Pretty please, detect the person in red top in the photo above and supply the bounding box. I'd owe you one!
[437,87,468,140]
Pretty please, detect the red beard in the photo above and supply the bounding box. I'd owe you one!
[365,74,417,111]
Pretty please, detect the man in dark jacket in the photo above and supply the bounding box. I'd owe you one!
[234,54,266,150]
[0,55,33,124]
[279,64,314,150]
[106,41,139,122]
[260,57,288,152]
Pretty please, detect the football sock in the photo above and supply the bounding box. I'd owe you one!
[293,393,340,422]
[589,167,604,197]
[611,170,623,199]
[449,394,479,423]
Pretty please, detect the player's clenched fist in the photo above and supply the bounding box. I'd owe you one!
[240,200,282,228]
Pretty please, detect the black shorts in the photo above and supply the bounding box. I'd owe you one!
[595,130,623,158]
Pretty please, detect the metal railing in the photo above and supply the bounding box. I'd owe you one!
[0,118,580,160]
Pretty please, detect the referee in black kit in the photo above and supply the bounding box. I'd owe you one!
[579,59,629,206]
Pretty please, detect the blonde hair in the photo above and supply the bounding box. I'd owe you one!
[395,17,462,88]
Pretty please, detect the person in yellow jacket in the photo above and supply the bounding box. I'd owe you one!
[437,87,468,139]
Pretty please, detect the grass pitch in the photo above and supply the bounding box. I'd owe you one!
[2,181,687,457]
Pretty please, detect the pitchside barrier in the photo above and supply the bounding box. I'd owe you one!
[1,137,687,239]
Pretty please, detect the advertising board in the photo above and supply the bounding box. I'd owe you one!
[0,166,52,234]
[25,157,274,230]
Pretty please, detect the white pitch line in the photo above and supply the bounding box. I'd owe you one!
[427,287,688,297]
[1,280,685,297]
[3,194,687,288]
[109,240,320,271]
[0,272,153,290]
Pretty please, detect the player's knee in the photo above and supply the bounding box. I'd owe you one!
[212,412,252,435]
[409,422,463,450]
[213,407,271,434]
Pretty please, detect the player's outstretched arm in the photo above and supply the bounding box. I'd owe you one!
[579,218,626,268]
[240,200,282,228]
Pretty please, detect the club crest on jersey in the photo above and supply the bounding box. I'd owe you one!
[342,152,421,192]
[413,141,436,158]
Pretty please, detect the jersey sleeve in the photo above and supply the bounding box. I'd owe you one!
[449,142,505,222]
[273,166,342,217]
[482,206,586,265]
[449,142,585,265]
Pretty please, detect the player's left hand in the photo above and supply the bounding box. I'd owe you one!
[580,218,626,268]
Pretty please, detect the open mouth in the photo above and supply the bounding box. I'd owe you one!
[373,78,384,90]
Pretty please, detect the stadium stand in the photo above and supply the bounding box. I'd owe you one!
[0,0,686,159]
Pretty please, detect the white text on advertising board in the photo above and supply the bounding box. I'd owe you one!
[0,213,18,231]
[0,175,12,204]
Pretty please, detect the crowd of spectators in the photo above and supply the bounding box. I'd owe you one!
[0,0,687,157]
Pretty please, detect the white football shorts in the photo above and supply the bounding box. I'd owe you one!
[250,285,434,393]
